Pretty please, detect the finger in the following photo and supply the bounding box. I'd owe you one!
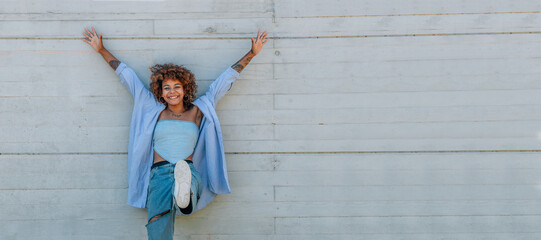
[261,31,268,40]
[99,33,103,41]
[262,39,268,45]
[85,28,93,36]
[92,26,97,36]
[83,32,91,39]
[251,37,255,45]
[83,38,90,44]
[257,29,261,38]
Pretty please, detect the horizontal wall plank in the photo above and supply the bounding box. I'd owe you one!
[215,186,274,202]
[265,138,541,152]
[276,200,541,217]
[0,202,276,221]
[225,154,275,171]
[0,217,273,239]
[274,32,541,48]
[0,172,127,189]
[271,74,541,94]
[0,153,272,171]
[154,18,273,37]
[274,121,541,140]
[1,18,274,38]
[223,138,541,153]
[174,217,274,235]
[0,20,154,37]
[222,125,274,141]
[0,219,146,240]
[0,189,127,205]
[275,39,541,65]
[276,200,540,218]
[1,0,272,15]
[0,203,144,221]
[1,12,271,22]
[274,152,541,171]
[274,13,541,37]
[0,186,270,205]
[217,94,274,110]
[276,216,541,234]
[272,105,541,125]
[273,90,541,109]
[276,185,541,202]
[218,110,274,125]
[190,233,541,240]
[0,141,129,154]
[229,169,541,186]
[273,60,541,81]
[275,0,541,17]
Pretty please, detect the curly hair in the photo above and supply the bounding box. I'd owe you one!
[149,63,197,110]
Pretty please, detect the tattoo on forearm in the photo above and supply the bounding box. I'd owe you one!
[232,63,245,72]
[108,60,120,70]
[232,52,253,73]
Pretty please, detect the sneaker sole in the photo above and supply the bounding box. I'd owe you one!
[174,160,192,209]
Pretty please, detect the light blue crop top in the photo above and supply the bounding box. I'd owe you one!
[153,120,199,164]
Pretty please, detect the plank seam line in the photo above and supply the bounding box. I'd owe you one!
[2,150,541,155]
[278,11,541,19]
[230,150,541,154]
[274,214,541,218]
[2,31,541,40]
[275,199,541,202]
[273,183,541,187]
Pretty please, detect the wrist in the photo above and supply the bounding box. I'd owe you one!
[248,49,257,57]
[97,47,107,54]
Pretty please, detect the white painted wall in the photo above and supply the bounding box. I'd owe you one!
[2,0,541,239]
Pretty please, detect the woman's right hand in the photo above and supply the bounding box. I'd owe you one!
[82,27,104,53]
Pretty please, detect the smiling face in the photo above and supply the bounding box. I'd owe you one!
[150,63,198,110]
[161,78,184,106]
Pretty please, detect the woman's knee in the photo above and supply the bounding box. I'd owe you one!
[148,210,170,224]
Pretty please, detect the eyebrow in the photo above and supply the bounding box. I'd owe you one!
[163,83,182,87]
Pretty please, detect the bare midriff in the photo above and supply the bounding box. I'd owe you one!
[153,150,193,164]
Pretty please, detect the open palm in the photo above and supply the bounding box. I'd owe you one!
[82,27,104,53]
[251,29,268,55]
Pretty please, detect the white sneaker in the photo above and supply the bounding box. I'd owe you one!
[174,160,192,209]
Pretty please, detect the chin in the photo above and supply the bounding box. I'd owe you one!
[167,101,183,106]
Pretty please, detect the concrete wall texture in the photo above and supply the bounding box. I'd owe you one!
[2,0,541,239]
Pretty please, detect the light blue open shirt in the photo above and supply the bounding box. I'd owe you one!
[115,62,240,212]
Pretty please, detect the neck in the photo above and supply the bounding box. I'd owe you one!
[167,104,185,114]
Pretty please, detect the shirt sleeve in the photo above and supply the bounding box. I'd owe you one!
[204,67,241,108]
[115,62,160,109]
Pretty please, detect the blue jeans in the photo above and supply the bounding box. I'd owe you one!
[146,161,202,240]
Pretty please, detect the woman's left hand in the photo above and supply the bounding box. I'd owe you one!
[250,29,268,56]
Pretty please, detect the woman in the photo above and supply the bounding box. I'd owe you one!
[83,27,268,239]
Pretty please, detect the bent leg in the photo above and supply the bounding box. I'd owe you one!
[149,210,170,223]
[177,162,202,215]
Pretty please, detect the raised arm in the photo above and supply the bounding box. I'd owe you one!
[82,27,121,70]
[231,29,268,73]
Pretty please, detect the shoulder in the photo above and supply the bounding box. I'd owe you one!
[193,105,203,123]
[156,109,166,121]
